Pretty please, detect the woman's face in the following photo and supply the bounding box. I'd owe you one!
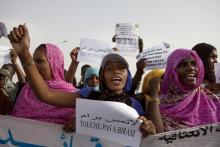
[0,75,5,88]
[87,75,99,87]
[205,49,218,82]
[103,61,128,94]
[33,46,52,80]
[177,56,198,87]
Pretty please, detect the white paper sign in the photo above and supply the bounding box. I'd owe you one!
[0,22,7,37]
[136,42,173,70]
[78,38,113,64]
[115,23,139,37]
[141,123,220,147]
[0,115,125,147]
[115,23,139,55]
[0,45,11,65]
[76,98,142,147]
[0,115,219,147]
[214,63,220,83]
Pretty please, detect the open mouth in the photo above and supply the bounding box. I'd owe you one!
[111,76,122,85]
[185,72,196,81]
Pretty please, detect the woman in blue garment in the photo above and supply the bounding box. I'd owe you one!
[83,67,100,91]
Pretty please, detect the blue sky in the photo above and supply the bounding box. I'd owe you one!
[1,0,220,79]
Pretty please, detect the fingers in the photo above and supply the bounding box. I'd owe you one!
[70,48,79,57]
[62,119,75,133]
[8,25,25,43]
[23,23,29,38]
[138,116,156,137]
[18,25,24,36]
[13,27,22,40]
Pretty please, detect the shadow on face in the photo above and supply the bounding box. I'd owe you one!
[33,45,52,80]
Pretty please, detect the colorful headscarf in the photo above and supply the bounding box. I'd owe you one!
[142,69,165,94]
[160,48,220,131]
[84,67,99,91]
[12,43,77,125]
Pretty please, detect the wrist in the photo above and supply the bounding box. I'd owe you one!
[71,61,79,65]
[19,52,34,68]
[144,94,160,104]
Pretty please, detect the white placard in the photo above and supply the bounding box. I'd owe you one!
[141,123,220,147]
[115,23,139,37]
[0,22,7,37]
[78,38,113,64]
[214,63,220,83]
[0,115,219,147]
[0,45,11,65]
[115,23,139,56]
[76,98,142,147]
[136,42,173,70]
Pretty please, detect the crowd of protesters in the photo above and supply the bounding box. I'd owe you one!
[0,23,219,139]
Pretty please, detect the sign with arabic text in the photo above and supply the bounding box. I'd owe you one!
[115,23,139,56]
[78,38,114,64]
[0,115,219,147]
[136,42,173,70]
[76,98,142,147]
[141,123,220,147]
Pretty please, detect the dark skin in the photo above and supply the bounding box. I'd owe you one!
[10,49,26,84]
[65,48,79,85]
[112,35,145,95]
[203,50,220,94]
[8,24,159,137]
[146,77,164,133]
[177,57,198,87]
[204,49,217,83]
[0,76,13,115]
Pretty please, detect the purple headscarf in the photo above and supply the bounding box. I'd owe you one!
[12,43,77,125]
[160,48,220,131]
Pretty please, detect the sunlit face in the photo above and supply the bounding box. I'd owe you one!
[103,61,128,94]
[33,46,52,80]
[87,75,99,87]
[205,49,218,82]
[177,57,198,87]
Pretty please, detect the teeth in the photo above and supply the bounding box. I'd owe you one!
[186,73,195,77]
[112,77,121,81]
[187,74,194,76]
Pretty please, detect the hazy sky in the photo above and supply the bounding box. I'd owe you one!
[1,0,220,79]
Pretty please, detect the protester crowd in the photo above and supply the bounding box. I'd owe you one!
[0,23,220,140]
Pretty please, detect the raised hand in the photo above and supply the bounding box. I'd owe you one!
[10,49,17,64]
[8,24,30,56]
[136,58,147,73]
[70,47,80,63]
[149,77,161,97]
